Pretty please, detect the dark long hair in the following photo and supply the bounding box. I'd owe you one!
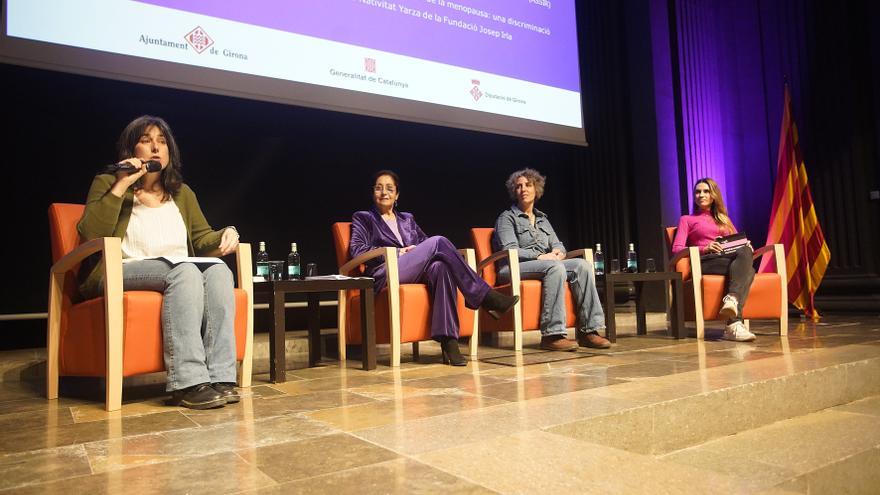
[116,115,183,199]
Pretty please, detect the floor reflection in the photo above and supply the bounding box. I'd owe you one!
[0,313,878,493]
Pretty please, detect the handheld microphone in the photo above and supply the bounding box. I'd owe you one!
[104,160,162,174]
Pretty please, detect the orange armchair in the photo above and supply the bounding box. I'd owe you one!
[47,203,254,411]
[663,227,788,339]
[471,228,593,351]
[332,222,478,367]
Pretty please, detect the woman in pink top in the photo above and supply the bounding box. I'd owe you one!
[672,178,756,342]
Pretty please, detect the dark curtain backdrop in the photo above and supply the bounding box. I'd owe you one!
[2,0,877,349]
[2,63,591,349]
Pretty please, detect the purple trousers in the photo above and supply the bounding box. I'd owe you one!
[371,236,491,339]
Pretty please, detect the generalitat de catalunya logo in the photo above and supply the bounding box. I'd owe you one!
[470,79,483,101]
[184,26,214,54]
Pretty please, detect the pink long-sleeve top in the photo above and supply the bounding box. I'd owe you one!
[671,210,737,255]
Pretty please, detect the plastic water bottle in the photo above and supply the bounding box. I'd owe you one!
[287,242,301,280]
[256,241,269,278]
[626,243,638,273]
[594,243,605,276]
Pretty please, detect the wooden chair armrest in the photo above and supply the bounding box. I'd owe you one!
[565,248,586,259]
[666,247,698,272]
[234,243,254,388]
[458,248,477,270]
[477,249,518,272]
[565,248,594,264]
[339,247,395,276]
[50,238,109,274]
[751,244,776,259]
[752,244,786,274]
[234,243,253,290]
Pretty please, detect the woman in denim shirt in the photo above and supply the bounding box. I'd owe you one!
[493,168,610,350]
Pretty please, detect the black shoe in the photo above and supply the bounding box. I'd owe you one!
[212,382,240,404]
[166,383,226,410]
[481,290,519,320]
[439,337,467,366]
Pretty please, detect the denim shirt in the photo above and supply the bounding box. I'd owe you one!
[493,205,566,261]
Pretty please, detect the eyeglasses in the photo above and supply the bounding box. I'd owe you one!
[373,185,396,194]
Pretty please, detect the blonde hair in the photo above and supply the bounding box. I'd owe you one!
[693,178,734,233]
[505,168,546,201]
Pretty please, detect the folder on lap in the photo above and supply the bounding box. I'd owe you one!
[701,232,751,259]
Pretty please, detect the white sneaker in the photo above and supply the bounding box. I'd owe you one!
[719,295,739,320]
[723,321,756,342]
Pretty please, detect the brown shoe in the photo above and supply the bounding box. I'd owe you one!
[578,331,611,349]
[540,335,579,352]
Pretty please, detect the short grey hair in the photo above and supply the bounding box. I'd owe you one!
[505,168,546,201]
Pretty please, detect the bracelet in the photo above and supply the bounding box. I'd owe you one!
[225,226,239,237]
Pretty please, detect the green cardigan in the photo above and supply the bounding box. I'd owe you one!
[77,174,224,299]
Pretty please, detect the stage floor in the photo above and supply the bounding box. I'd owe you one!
[0,314,878,494]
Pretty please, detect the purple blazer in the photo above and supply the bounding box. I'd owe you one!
[350,208,428,275]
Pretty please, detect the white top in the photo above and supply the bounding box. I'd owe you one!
[121,195,188,261]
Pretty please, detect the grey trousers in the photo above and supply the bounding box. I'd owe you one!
[700,246,756,323]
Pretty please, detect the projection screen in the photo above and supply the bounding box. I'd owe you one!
[1,0,586,145]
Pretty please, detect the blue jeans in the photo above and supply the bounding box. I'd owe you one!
[498,258,605,336]
[122,260,237,391]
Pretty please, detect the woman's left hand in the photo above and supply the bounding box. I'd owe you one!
[218,227,240,256]
[399,245,417,256]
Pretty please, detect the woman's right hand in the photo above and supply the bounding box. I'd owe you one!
[109,158,149,197]
[702,241,723,254]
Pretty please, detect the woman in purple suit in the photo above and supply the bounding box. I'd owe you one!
[350,170,518,365]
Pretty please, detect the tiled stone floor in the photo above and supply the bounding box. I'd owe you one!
[0,314,878,494]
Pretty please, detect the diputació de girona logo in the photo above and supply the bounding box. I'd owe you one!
[184,26,214,54]
[470,79,483,102]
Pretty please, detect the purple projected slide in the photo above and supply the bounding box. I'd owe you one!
[137,0,580,92]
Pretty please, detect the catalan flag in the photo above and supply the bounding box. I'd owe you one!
[759,85,830,319]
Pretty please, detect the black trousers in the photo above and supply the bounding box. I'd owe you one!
[700,246,755,322]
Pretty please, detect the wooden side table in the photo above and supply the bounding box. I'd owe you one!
[602,271,684,342]
[254,278,376,382]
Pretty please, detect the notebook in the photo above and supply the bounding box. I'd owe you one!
[701,232,750,259]
[717,232,750,253]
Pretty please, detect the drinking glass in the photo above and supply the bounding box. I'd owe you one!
[609,259,620,273]
[305,263,318,278]
[267,261,285,281]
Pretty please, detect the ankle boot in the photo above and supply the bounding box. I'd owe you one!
[481,289,519,320]
[439,337,466,366]
[166,383,226,410]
